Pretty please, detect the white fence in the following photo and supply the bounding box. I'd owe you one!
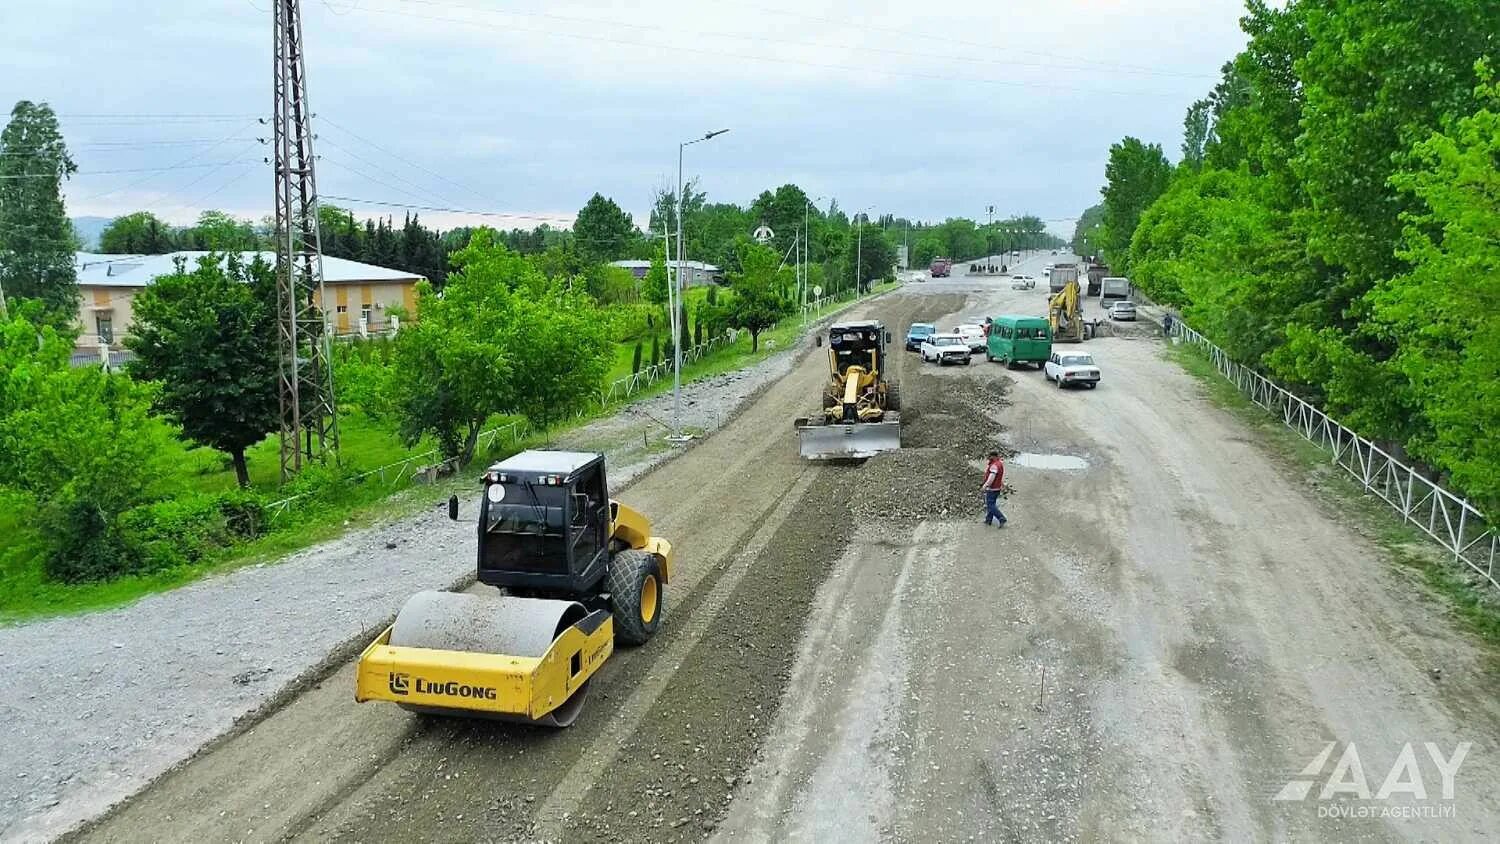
[600,332,735,405]
[1169,320,1497,591]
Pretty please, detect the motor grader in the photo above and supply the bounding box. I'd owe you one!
[355,450,671,727]
[793,320,902,460]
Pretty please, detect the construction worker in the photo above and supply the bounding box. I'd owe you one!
[982,451,1007,527]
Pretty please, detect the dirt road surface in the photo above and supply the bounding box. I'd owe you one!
[75,256,1500,842]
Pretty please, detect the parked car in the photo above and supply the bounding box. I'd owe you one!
[986,314,1052,369]
[1043,350,1101,389]
[1010,275,1036,290]
[905,322,936,351]
[920,333,972,365]
[1108,300,1137,321]
[954,323,987,353]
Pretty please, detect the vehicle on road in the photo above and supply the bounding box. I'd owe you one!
[929,257,951,278]
[920,333,972,365]
[1010,274,1035,290]
[1048,263,1079,294]
[954,323,987,353]
[1085,263,1108,296]
[1101,276,1131,305]
[905,322,936,350]
[355,450,672,727]
[1049,279,1086,343]
[796,321,902,460]
[1108,300,1137,321]
[985,314,1052,369]
[1044,349,1101,389]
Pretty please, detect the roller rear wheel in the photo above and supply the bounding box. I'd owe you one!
[607,549,665,646]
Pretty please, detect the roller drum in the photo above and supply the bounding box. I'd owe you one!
[389,590,591,727]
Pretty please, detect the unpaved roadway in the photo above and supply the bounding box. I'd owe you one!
[75,256,1500,842]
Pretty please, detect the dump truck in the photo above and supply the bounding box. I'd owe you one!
[1085,264,1108,296]
[794,320,902,459]
[929,257,951,278]
[355,450,672,727]
[1048,263,1079,294]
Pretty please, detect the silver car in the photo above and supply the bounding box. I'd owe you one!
[1108,300,1137,321]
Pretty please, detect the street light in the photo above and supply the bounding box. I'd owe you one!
[669,128,729,442]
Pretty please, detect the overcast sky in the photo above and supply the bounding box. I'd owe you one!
[3,0,1249,237]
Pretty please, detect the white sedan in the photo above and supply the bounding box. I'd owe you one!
[920,334,973,365]
[1043,350,1101,389]
[954,323,987,353]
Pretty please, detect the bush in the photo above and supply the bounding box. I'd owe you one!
[116,494,234,573]
[40,492,130,583]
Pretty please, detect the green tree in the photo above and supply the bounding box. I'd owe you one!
[573,193,637,263]
[385,232,612,463]
[126,253,279,488]
[1181,99,1214,170]
[1099,137,1172,271]
[184,210,260,251]
[0,101,78,323]
[725,241,793,352]
[99,211,178,254]
[641,248,668,306]
[1072,204,1106,259]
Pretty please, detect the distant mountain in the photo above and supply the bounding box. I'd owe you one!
[71,216,114,250]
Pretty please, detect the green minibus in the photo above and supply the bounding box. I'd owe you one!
[985,315,1053,369]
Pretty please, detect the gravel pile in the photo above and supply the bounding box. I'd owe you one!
[0,339,811,843]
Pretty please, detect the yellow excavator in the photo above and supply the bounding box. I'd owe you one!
[1049,279,1086,343]
[355,450,671,727]
[794,320,902,460]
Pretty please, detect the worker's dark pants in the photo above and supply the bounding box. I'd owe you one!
[984,490,1007,525]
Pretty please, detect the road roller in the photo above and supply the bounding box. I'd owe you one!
[355,450,672,727]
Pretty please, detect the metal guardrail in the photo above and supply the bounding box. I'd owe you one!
[1168,319,1497,591]
[263,419,528,523]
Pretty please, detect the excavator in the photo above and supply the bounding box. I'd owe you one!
[794,320,902,460]
[1048,279,1086,343]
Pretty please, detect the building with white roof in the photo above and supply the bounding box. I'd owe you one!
[74,251,425,349]
[608,259,722,287]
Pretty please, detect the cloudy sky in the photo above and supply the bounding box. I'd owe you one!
[3,0,1249,236]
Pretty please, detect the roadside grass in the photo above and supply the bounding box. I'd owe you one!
[1,282,900,623]
[1166,343,1500,648]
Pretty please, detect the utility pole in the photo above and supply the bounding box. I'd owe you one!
[670,128,728,441]
[272,0,338,481]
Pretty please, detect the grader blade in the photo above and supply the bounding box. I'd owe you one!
[796,417,901,461]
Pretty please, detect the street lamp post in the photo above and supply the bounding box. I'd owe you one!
[802,194,824,308]
[670,128,729,442]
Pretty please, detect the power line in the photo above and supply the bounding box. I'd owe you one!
[73,120,260,201]
[2,160,260,179]
[320,193,574,224]
[335,3,1188,99]
[320,156,458,208]
[316,135,461,207]
[343,0,1212,82]
[729,1,1200,78]
[318,115,503,209]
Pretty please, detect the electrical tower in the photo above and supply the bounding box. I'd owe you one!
[272,0,338,481]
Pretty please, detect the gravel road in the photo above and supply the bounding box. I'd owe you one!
[718,256,1500,841]
[36,259,1500,842]
[0,304,815,843]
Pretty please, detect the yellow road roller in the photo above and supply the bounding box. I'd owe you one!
[356,450,672,727]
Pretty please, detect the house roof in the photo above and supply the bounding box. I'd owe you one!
[74,251,425,288]
[609,259,720,272]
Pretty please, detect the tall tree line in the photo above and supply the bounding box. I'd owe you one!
[1100,0,1500,508]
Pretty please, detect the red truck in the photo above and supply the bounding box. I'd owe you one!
[929,257,951,278]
